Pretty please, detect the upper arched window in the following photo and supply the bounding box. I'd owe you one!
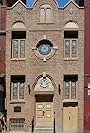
[11,21,26,59]
[40,4,52,23]
[64,21,78,59]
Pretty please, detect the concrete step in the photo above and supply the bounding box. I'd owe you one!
[34,127,54,133]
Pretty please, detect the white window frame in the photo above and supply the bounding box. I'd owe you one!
[64,81,77,99]
[12,39,25,59]
[11,81,24,100]
[64,39,78,59]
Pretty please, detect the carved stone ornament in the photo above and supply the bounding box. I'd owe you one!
[69,8,77,15]
[40,78,49,88]
[16,8,22,15]
[34,73,54,91]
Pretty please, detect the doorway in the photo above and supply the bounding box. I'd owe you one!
[35,95,53,128]
[63,103,78,132]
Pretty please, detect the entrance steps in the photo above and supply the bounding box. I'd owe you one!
[34,127,53,133]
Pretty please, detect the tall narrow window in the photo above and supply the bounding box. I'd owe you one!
[40,8,45,23]
[71,81,76,99]
[12,31,26,59]
[20,40,25,58]
[13,82,18,99]
[64,31,78,59]
[71,40,77,58]
[64,75,78,99]
[64,40,70,58]
[11,76,25,100]
[13,40,18,58]
[46,8,51,23]
[64,81,69,99]
[40,4,52,23]
[19,82,24,99]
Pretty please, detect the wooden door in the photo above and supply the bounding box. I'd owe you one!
[63,106,78,132]
[36,102,53,127]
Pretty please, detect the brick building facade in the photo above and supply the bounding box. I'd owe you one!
[84,0,90,131]
[0,0,6,115]
[5,0,84,132]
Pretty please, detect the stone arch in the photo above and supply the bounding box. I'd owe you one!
[12,21,26,29]
[64,21,78,29]
[32,72,57,92]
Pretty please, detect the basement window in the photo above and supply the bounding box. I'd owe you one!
[9,118,25,131]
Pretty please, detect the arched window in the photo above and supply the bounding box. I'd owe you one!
[40,4,52,23]
[46,8,51,23]
[11,21,26,59]
[40,8,45,23]
[64,21,78,59]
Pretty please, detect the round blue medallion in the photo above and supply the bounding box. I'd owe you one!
[38,44,51,55]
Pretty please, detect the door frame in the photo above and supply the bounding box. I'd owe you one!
[35,94,54,128]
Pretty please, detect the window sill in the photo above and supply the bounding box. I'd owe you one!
[63,99,78,103]
[10,100,25,104]
[64,58,78,61]
[11,58,26,61]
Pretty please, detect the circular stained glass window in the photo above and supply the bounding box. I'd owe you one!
[38,43,51,55]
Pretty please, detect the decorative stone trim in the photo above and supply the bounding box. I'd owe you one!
[32,46,58,62]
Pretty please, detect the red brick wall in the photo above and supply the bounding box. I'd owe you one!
[1,7,6,30]
[84,0,90,131]
[0,6,6,74]
[85,0,90,74]
[0,34,6,73]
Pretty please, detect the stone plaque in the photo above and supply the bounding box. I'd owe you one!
[14,106,21,112]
